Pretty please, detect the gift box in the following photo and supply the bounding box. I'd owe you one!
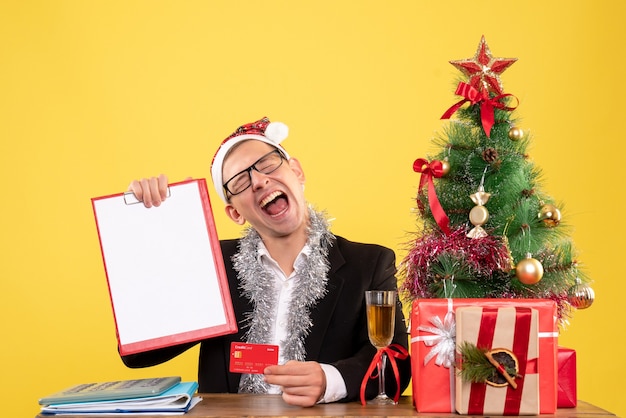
[455,306,539,415]
[557,347,577,407]
[410,298,558,414]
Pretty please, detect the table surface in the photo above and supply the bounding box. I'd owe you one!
[35,393,618,418]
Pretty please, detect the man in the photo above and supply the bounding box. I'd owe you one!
[123,117,411,407]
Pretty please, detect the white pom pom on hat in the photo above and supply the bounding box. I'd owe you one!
[263,120,289,143]
[211,117,290,203]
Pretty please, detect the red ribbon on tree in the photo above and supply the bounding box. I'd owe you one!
[360,343,409,405]
[413,158,451,235]
[441,82,518,138]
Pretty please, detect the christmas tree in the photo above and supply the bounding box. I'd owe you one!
[400,36,594,324]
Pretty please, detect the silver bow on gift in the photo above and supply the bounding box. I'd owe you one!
[417,311,456,368]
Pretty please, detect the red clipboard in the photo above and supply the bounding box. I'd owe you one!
[92,178,237,355]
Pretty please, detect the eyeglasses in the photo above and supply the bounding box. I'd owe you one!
[223,149,286,198]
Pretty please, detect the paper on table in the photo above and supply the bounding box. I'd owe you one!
[40,382,200,415]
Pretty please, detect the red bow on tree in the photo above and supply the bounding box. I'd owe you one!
[413,158,450,235]
[441,82,518,138]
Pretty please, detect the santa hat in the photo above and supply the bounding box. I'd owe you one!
[211,116,290,203]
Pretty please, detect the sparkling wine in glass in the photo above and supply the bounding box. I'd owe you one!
[365,290,397,405]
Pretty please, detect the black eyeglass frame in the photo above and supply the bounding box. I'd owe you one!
[222,149,286,199]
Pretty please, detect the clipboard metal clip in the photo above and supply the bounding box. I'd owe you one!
[123,187,172,205]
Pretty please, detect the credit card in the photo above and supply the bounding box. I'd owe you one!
[229,342,279,374]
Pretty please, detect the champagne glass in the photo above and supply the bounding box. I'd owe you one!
[365,290,397,405]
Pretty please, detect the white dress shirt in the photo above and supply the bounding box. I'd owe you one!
[257,241,347,403]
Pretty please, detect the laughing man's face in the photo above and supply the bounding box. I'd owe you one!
[222,140,308,241]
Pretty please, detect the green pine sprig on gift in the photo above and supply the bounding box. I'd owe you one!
[457,341,518,386]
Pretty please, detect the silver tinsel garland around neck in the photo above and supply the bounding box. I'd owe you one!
[233,207,334,394]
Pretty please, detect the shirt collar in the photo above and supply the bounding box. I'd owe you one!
[257,240,311,273]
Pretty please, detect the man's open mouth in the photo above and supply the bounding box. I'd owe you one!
[260,191,288,216]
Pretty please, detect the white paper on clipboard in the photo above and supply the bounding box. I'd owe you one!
[91,178,237,355]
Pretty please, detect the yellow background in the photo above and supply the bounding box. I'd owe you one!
[1,1,624,417]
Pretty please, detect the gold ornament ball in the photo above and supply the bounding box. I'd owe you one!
[440,158,451,176]
[515,257,544,285]
[568,279,595,309]
[508,126,524,141]
[539,204,562,227]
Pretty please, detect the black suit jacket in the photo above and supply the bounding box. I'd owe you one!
[122,235,411,402]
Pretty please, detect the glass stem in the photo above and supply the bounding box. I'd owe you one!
[378,351,387,397]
